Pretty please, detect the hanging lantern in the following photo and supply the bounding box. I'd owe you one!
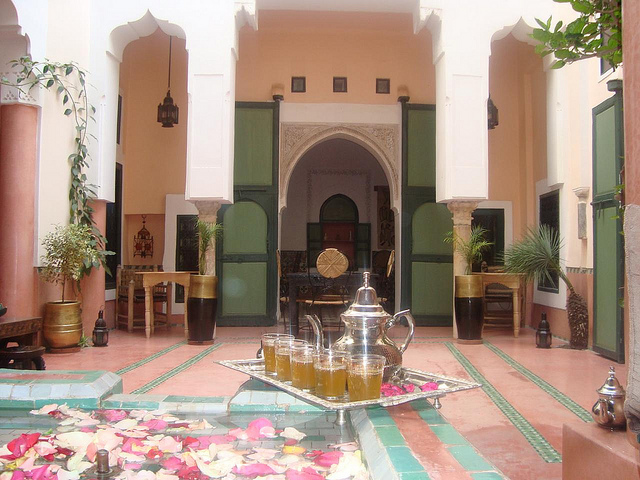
[536,312,552,348]
[487,95,499,130]
[133,215,153,258]
[157,36,179,128]
[92,310,109,347]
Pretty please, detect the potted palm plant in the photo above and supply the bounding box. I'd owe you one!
[503,225,588,349]
[40,224,104,351]
[445,226,492,343]
[187,219,223,345]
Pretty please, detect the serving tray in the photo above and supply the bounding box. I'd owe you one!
[217,358,481,411]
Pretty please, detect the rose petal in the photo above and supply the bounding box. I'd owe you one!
[232,463,277,477]
[313,451,343,467]
[286,466,325,480]
[281,427,306,441]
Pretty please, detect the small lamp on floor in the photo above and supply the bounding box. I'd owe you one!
[92,310,109,347]
[536,313,552,348]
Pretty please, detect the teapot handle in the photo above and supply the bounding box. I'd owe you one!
[387,309,415,354]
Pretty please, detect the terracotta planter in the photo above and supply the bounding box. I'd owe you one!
[187,275,218,345]
[454,275,484,344]
[43,301,82,352]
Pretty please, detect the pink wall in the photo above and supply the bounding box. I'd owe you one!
[488,35,547,238]
[237,11,435,104]
[0,104,39,319]
[119,29,188,215]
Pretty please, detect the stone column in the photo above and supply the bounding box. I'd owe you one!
[447,201,478,338]
[0,104,39,318]
[194,201,221,276]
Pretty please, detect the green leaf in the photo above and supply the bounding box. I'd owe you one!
[46,79,54,88]
[65,66,73,76]
[553,20,563,33]
[551,60,566,69]
[64,109,72,116]
[63,94,69,104]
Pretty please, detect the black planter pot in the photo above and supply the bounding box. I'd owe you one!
[454,275,484,344]
[187,275,218,345]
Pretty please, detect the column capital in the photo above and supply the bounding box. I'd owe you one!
[447,201,479,226]
[194,201,221,220]
[0,73,42,107]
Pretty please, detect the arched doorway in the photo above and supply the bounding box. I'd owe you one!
[281,137,393,308]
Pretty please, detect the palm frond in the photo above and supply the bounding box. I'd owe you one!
[444,225,492,274]
[503,224,573,292]
[196,219,223,275]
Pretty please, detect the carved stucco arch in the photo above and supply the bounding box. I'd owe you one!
[280,123,400,213]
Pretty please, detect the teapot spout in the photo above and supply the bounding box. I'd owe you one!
[305,314,324,351]
[592,398,614,426]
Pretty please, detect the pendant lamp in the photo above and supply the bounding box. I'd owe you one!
[157,36,179,127]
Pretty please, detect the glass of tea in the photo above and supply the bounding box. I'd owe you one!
[347,354,386,402]
[314,350,348,400]
[275,338,308,382]
[290,343,316,391]
[261,333,294,375]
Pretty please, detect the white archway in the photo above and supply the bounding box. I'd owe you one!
[280,122,400,213]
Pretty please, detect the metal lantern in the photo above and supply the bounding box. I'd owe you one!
[488,95,499,130]
[92,310,109,347]
[157,36,179,128]
[536,313,552,348]
[133,215,153,258]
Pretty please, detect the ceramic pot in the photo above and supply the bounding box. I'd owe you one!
[44,301,82,352]
[454,275,484,344]
[187,275,217,345]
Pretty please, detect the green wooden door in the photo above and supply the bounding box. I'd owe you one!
[401,105,453,325]
[592,91,624,362]
[216,103,279,326]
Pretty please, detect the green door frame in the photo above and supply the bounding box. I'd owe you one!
[400,103,453,326]
[592,91,624,362]
[215,102,279,326]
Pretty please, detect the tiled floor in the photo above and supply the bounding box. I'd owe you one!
[33,325,632,479]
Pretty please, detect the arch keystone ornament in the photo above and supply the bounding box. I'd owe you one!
[280,123,400,210]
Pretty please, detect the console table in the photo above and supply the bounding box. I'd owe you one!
[473,273,525,337]
[0,317,42,347]
[137,272,192,339]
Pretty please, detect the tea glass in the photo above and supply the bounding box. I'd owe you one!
[347,354,386,401]
[314,350,348,400]
[261,333,294,375]
[275,338,308,382]
[290,343,316,391]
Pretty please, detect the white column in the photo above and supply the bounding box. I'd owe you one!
[435,46,490,202]
[546,67,569,187]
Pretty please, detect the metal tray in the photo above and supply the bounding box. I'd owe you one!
[217,359,481,411]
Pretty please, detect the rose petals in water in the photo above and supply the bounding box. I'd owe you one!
[6,433,40,459]
[232,463,277,477]
[313,451,343,467]
[285,467,325,480]
[245,418,273,440]
[140,419,168,431]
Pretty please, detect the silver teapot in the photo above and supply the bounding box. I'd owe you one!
[306,271,415,381]
[591,366,626,430]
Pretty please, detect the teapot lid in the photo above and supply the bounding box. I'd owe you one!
[342,272,389,318]
[596,366,626,397]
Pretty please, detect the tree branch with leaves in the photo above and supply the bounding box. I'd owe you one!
[531,0,622,70]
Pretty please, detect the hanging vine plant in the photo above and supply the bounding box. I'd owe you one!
[2,56,112,277]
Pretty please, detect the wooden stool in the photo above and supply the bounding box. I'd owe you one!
[0,346,46,370]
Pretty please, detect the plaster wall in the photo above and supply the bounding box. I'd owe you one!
[236,11,434,104]
[281,138,387,254]
[488,35,546,243]
[118,29,188,215]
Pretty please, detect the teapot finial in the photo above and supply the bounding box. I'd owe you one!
[363,271,370,288]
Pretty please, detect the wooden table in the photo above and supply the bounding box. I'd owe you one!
[286,272,377,336]
[0,317,42,347]
[474,273,525,337]
[137,272,192,339]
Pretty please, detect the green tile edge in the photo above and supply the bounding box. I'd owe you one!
[115,340,187,375]
[484,341,593,422]
[131,343,224,394]
[446,342,562,463]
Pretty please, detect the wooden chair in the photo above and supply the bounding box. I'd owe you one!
[304,248,351,330]
[116,265,170,333]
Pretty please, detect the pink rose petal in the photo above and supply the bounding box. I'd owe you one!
[420,382,439,391]
[6,433,40,459]
[246,417,273,440]
[98,410,128,422]
[11,470,25,480]
[313,451,343,467]
[162,456,184,471]
[232,463,276,477]
[140,419,168,431]
[285,467,325,480]
[403,384,416,393]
